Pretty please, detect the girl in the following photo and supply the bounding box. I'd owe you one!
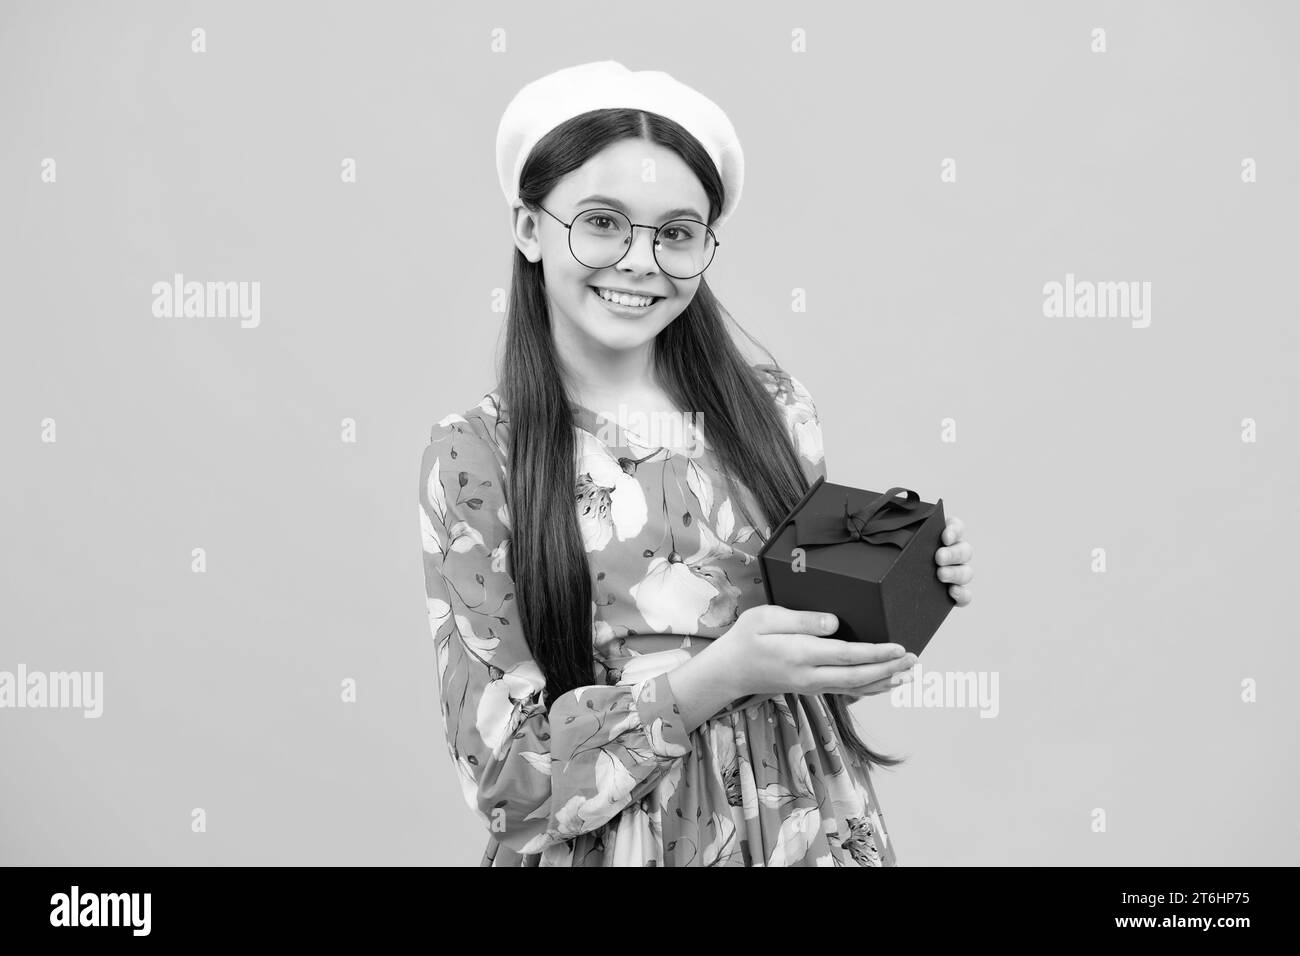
[418,61,975,866]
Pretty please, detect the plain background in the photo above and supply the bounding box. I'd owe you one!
[1,0,1296,866]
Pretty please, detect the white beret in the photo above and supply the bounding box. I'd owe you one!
[495,60,744,230]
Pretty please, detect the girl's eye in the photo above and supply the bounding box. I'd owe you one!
[660,225,693,242]
[584,215,617,230]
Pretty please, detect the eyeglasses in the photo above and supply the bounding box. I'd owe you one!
[534,202,719,280]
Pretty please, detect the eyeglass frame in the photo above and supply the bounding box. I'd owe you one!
[532,201,720,279]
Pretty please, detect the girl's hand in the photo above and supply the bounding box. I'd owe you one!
[936,516,974,607]
[708,605,916,700]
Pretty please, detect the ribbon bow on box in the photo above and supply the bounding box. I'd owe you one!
[793,487,936,550]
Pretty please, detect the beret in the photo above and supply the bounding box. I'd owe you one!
[495,60,744,230]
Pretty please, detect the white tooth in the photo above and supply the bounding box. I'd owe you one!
[598,288,653,307]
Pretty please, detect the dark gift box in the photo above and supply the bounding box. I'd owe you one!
[758,475,955,657]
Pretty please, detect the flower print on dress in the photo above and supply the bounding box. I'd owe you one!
[628,551,719,633]
[763,367,825,468]
[839,814,883,866]
[628,497,751,633]
[421,455,486,557]
[714,496,756,549]
[615,648,693,688]
[708,721,744,809]
[693,564,741,629]
[704,808,744,866]
[455,612,547,758]
[575,429,649,552]
[682,508,748,629]
[631,452,756,633]
[767,804,825,867]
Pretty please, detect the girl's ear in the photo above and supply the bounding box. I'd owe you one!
[511,204,543,263]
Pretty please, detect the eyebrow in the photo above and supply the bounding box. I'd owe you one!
[574,194,706,222]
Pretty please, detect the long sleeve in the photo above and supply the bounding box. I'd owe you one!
[418,411,695,856]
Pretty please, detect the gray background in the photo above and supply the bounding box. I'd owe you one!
[2,0,1296,866]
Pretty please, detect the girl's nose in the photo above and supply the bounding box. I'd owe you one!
[618,226,660,274]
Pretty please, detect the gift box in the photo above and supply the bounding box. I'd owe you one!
[757,475,955,657]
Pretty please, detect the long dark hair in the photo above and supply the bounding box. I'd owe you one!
[500,107,903,772]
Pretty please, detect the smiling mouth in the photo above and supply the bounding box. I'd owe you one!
[589,286,664,309]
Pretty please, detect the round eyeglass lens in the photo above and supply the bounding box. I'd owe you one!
[655,219,715,279]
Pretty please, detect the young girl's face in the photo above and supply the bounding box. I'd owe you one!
[515,138,712,357]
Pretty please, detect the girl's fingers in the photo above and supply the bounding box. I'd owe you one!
[799,636,907,667]
[820,653,915,693]
[937,563,974,585]
[942,516,964,546]
[753,606,841,637]
[935,540,974,565]
[949,584,972,606]
[846,667,915,699]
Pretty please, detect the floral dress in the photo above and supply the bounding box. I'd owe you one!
[417,363,899,867]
